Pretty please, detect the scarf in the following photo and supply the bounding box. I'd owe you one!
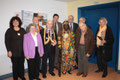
[96,25,107,47]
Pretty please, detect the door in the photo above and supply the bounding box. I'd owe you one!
[78,2,119,70]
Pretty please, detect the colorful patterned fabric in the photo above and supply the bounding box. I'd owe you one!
[61,30,76,73]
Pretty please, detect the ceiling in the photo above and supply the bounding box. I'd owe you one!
[55,0,78,2]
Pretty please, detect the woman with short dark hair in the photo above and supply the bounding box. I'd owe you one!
[5,16,26,80]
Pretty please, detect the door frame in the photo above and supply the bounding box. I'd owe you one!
[78,1,120,72]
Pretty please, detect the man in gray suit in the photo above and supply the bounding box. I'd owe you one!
[53,14,62,69]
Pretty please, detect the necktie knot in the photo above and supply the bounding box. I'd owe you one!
[70,23,72,31]
[49,30,50,36]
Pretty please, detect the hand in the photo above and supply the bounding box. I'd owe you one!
[52,40,57,46]
[101,40,106,44]
[103,40,106,43]
[8,51,12,58]
[58,45,61,49]
[26,56,30,60]
[86,53,90,57]
[54,41,57,46]
[40,54,43,57]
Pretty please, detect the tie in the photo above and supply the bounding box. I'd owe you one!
[38,24,41,32]
[70,24,72,31]
[49,30,50,36]
[55,22,56,31]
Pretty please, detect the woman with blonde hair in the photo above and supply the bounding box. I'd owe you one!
[95,17,114,78]
[24,23,44,80]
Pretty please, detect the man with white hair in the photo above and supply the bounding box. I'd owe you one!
[68,15,78,33]
[79,17,91,29]
[79,17,86,23]
[75,22,94,77]
[40,20,57,78]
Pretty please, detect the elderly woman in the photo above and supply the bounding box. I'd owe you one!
[24,24,44,80]
[5,16,26,80]
[58,20,76,75]
[95,17,114,78]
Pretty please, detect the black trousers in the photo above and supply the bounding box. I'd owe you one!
[27,47,40,80]
[11,56,25,80]
[96,46,107,74]
[76,55,78,66]
[42,47,55,75]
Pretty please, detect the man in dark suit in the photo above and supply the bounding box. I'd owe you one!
[68,15,78,69]
[40,20,57,78]
[68,15,78,33]
[52,14,62,69]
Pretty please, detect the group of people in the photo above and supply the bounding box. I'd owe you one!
[5,13,114,80]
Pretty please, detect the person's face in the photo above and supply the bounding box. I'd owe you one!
[47,20,53,29]
[53,16,59,22]
[29,26,36,33]
[99,20,106,27]
[79,22,86,32]
[33,17,39,25]
[37,16,41,21]
[63,24,69,31]
[79,18,85,23]
[68,16,74,23]
[13,19,19,27]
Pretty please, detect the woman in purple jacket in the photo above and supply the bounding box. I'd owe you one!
[23,24,44,80]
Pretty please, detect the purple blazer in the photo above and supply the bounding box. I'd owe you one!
[23,32,44,59]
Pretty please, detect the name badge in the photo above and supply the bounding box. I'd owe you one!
[17,33,21,36]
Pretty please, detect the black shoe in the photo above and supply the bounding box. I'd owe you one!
[54,66,58,70]
[75,67,78,69]
[42,75,47,78]
[95,69,103,73]
[49,72,55,76]
[68,71,72,74]
[21,77,26,80]
[37,78,41,80]
[102,73,107,78]
[39,70,42,73]
[74,66,78,69]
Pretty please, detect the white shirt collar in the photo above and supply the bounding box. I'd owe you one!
[31,32,38,47]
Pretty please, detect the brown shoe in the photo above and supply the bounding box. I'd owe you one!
[76,72,83,76]
[82,74,88,77]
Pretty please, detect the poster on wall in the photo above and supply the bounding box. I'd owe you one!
[21,10,47,30]
[21,10,34,30]
[37,13,47,28]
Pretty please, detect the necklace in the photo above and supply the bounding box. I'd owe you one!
[44,28,56,45]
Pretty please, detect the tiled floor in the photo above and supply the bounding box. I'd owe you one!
[4,63,120,80]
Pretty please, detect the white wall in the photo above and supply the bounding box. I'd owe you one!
[0,0,67,76]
